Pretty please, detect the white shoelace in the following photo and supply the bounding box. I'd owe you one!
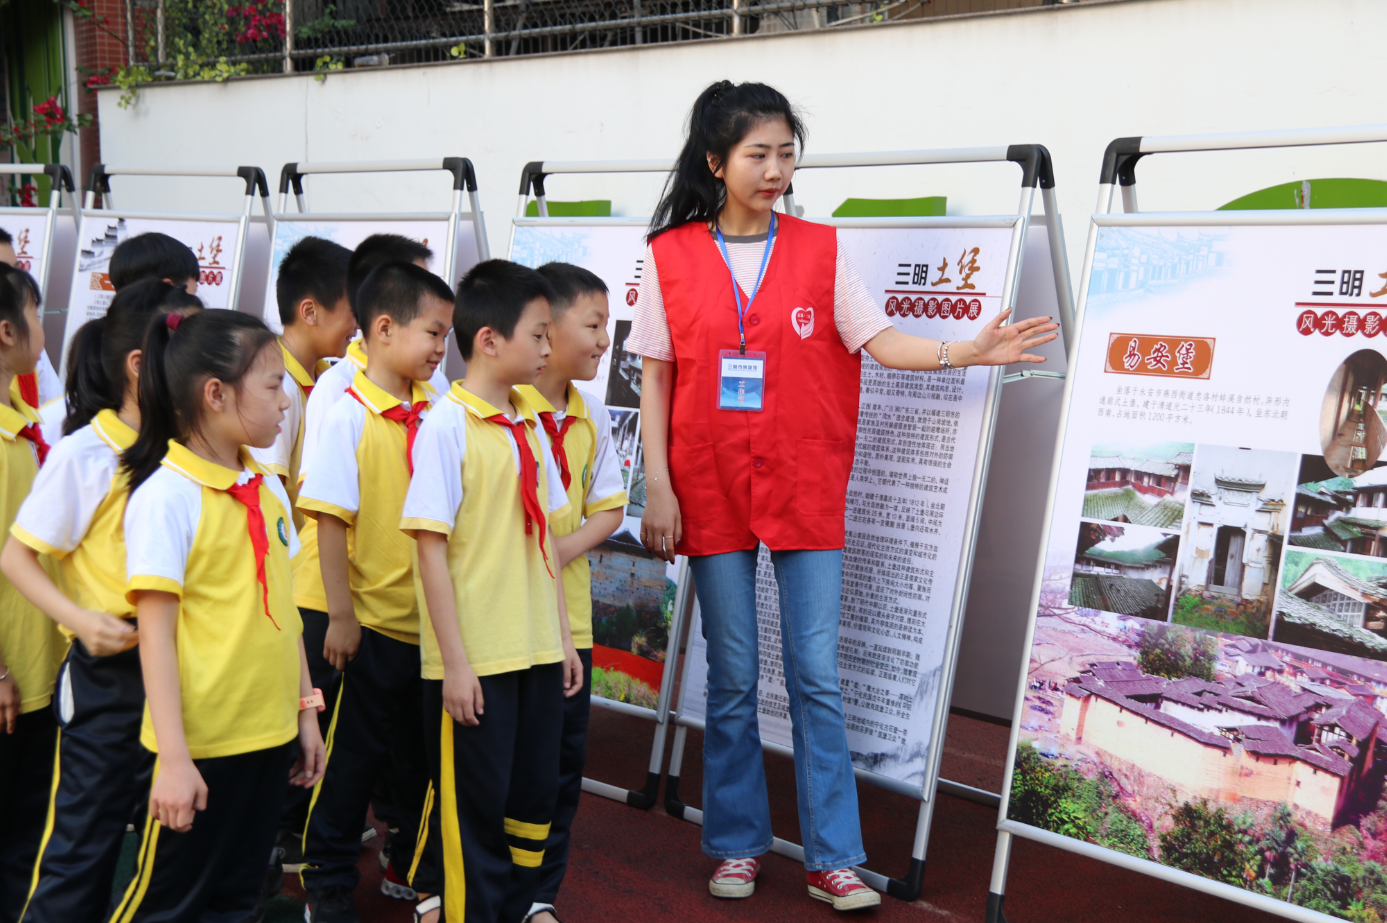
[715,858,758,879]
[823,869,864,890]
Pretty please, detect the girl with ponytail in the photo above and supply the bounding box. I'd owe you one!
[629,81,1059,911]
[0,262,61,920]
[0,279,200,923]
[111,310,325,923]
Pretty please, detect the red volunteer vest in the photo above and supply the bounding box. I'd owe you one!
[653,215,861,556]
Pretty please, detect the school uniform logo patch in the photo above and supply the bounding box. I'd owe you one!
[791,306,815,340]
[277,517,289,546]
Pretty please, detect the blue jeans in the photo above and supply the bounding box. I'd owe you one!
[689,548,866,871]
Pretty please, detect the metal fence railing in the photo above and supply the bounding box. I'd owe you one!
[115,0,1055,78]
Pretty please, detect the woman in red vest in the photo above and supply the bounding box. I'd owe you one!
[629,81,1057,912]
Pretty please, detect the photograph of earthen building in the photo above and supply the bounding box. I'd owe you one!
[1290,454,1387,558]
[1082,442,1193,529]
[1169,444,1296,639]
[1069,522,1180,620]
[1272,551,1387,662]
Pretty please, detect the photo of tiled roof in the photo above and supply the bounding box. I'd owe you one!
[1064,663,1382,778]
[1070,573,1168,617]
[1273,590,1387,658]
[1082,487,1185,528]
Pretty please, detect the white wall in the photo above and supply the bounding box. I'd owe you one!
[98,0,1387,273]
[92,0,1387,722]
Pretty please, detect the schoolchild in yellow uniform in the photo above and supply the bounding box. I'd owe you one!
[0,264,65,922]
[517,263,627,923]
[111,309,326,923]
[250,236,356,859]
[293,233,446,877]
[297,262,454,923]
[404,260,583,923]
[1,281,202,923]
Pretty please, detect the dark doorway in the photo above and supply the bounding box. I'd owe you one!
[1211,526,1245,593]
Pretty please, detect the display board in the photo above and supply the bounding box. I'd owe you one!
[998,213,1387,923]
[675,223,1017,790]
[510,221,684,712]
[0,201,78,360]
[261,215,483,335]
[59,213,252,372]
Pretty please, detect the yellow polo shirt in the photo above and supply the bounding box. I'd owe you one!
[12,409,138,640]
[516,384,627,648]
[0,397,64,714]
[293,338,448,612]
[401,384,570,678]
[297,370,431,644]
[125,443,302,759]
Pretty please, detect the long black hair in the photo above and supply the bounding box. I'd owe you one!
[63,279,204,435]
[648,81,806,242]
[122,309,277,490]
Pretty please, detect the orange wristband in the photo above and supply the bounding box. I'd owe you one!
[299,688,325,712]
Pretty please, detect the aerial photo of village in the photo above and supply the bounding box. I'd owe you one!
[1014,442,1387,919]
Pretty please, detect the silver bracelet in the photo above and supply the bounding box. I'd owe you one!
[648,466,670,484]
[938,340,954,370]
[0,669,9,683]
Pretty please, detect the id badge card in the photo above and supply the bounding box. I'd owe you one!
[718,350,767,412]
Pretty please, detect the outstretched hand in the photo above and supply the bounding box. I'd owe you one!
[970,310,1060,367]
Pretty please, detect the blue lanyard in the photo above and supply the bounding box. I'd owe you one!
[715,213,776,355]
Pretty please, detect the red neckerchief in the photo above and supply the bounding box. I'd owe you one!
[224,474,280,630]
[17,419,48,466]
[16,372,37,409]
[485,413,553,577]
[537,411,577,491]
[346,387,427,476]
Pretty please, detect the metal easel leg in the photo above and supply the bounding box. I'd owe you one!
[882,796,933,901]
[663,723,691,819]
[985,829,1014,923]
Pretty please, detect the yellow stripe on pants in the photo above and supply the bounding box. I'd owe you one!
[407,781,435,886]
[111,759,163,923]
[17,728,62,921]
[439,709,466,923]
[299,674,347,887]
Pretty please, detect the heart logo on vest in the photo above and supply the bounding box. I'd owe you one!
[791,306,815,340]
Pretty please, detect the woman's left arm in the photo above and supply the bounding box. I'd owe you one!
[863,308,1059,371]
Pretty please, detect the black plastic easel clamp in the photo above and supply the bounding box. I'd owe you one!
[664,773,687,820]
[42,164,76,193]
[1099,136,1144,186]
[519,161,547,198]
[86,163,111,197]
[279,163,304,197]
[1004,145,1057,190]
[237,166,270,199]
[441,157,478,192]
[625,771,661,810]
[886,857,925,902]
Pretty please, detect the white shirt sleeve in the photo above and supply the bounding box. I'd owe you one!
[261,468,302,558]
[36,352,63,406]
[625,244,674,362]
[401,403,466,534]
[429,362,450,398]
[249,370,300,476]
[834,234,893,353]
[12,428,116,557]
[297,398,366,521]
[37,396,68,455]
[299,359,355,485]
[125,469,200,592]
[577,390,627,513]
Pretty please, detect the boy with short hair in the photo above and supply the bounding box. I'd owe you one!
[298,261,455,923]
[517,263,627,923]
[403,259,583,923]
[250,235,355,864]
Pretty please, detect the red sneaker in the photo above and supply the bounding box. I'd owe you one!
[807,868,881,911]
[708,857,759,898]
